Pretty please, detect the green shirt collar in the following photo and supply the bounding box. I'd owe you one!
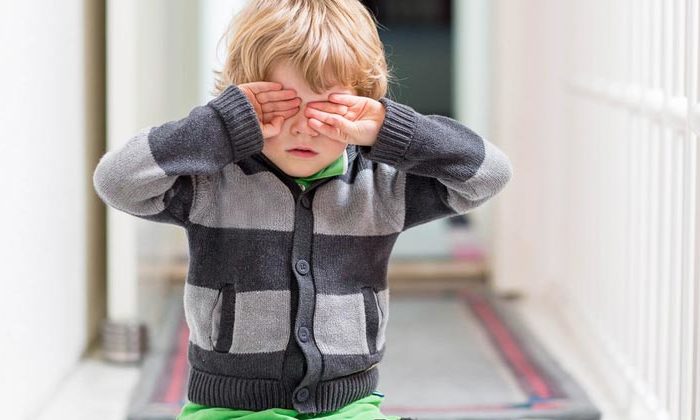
[294,149,348,189]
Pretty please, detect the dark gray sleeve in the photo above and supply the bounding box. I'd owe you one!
[92,84,263,227]
[359,97,513,232]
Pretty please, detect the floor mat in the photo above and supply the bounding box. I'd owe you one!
[127,287,601,420]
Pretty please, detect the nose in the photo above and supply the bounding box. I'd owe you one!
[290,104,319,137]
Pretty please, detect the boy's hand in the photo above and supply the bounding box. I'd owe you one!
[304,94,386,147]
[237,82,301,138]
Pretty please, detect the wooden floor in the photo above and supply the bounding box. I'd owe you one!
[387,258,487,293]
[138,257,489,293]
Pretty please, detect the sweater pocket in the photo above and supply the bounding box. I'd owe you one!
[361,287,382,355]
[210,284,236,353]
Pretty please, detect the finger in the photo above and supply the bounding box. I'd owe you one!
[327,93,359,106]
[237,86,261,112]
[306,101,348,115]
[256,89,297,103]
[305,107,354,135]
[261,116,285,138]
[261,97,301,112]
[308,118,345,142]
[245,81,283,94]
[261,108,299,123]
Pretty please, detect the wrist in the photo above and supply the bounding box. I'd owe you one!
[362,98,416,165]
[208,85,264,160]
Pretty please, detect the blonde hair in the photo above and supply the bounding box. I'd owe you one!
[211,0,393,100]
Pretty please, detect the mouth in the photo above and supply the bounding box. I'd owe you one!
[287,146,318,158]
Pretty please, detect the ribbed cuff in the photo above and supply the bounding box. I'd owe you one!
[208,84,264,161]
[365,97,417,166]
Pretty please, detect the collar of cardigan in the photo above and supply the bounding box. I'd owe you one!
[252,144,359,190]
[293,148,349,188]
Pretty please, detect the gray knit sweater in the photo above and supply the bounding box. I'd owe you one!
[92,84,513,414]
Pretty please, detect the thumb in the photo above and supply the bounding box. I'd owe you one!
[261,116,285,138]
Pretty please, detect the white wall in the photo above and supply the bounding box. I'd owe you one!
[106,0,199,325]
[198,0,247,102]
[452,0,499,257]
[0,1,100,417]
[489,0,570,294]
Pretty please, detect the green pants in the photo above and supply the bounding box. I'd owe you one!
[177,391,401,420]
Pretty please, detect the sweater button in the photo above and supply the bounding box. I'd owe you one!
[295,259,309,275]
[298,326,309,342]
[301,196,311,208]
[295,387,309,402]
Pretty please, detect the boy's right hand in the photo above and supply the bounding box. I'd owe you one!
[237,82,301,139]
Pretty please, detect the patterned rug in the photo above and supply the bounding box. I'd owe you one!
[127,287,601,420]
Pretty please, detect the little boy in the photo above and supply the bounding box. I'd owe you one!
[92,0,513,419]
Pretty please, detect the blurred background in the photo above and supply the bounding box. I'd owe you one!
[2,0,698,419]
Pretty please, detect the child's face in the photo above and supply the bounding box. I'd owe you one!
[261,60,356,178]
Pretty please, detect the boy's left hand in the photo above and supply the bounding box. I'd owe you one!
[304,94,385,147]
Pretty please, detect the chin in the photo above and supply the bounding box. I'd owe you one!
[277,163,313,177]
[290,167,319,177]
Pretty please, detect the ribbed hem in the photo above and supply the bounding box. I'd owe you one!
[207,84,264,161]
[366,97,417,166]
[315,365,379,413]
[187,365,379,414]
[187,367,290,411]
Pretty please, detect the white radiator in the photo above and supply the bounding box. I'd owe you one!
[490,1,699,419]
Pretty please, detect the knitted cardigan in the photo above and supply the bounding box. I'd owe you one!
[92,84,513,414]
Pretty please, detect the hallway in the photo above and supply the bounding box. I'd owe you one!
[3,0,699,419]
